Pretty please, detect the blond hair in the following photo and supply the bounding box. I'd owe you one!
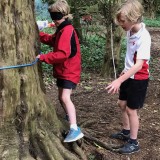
[48,0,73,20]
[115,0,144,24]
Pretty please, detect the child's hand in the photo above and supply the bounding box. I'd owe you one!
[105,79,121,94]
[36,55,40,59]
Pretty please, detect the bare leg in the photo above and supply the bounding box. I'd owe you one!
[60,88,76,125]
[126,107,139,139]
[118,100,130,130]
[58,88,68,115]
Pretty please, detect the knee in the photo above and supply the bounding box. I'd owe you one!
[61,95,70,104]
[117,101,126,111]
[126,107,137,116]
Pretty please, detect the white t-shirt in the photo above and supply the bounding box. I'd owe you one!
[124,23,151,80]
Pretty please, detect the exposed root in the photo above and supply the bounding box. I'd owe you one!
[72,142,88,160]
[80,119,97,128]
[36,131,64,160]
[30,117,85,160]
[29,119,46,160]
[84,131,122,152]
[85,128,105,137]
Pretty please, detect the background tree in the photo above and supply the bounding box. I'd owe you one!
[69,0,83,42]
[99,0,124,78]
[68,0,98,42]
[142,0,159,19]
[0,0,86,159]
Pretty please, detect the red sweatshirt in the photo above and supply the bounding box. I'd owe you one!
[39,21,81,84]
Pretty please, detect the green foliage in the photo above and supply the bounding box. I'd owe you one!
[81,72,91,81]
[81,34,105,72]
[40,28,55,76]
[144,16,160,27]
[118,37,126,73]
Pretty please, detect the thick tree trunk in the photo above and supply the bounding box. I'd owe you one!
[0,1,84,159]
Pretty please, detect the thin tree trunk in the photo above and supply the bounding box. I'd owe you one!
[70,0,83,42]
[99,0,123,78]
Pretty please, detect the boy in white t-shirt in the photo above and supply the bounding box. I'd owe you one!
[106,0,151,154]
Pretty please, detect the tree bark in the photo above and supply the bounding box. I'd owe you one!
[99,0,124,78]
[0,1,84,159]
[142,0,157,19]
[101,26,123,78]
[69,0,83,43]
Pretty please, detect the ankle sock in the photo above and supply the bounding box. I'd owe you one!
[128,138,138,145]
[122,129,130,135]
[70,124,78,130]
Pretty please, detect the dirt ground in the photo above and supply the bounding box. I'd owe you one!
[46,27,160,160]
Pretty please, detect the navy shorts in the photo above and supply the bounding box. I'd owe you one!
[56,79,77,89]
[119,78,149,109]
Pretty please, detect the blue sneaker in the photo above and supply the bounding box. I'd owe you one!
[64,127,84,143]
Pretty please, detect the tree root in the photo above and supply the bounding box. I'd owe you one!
[80,119,97,128]
[84,128,105,137]
[36,131,64,160]
[29,117,89,160]
[72,142,88,160]
[83,131,122,152]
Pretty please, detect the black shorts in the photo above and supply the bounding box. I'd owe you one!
[56,79,77,89]
[119,78,149,109]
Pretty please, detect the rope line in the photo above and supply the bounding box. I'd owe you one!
[0,58,39,70]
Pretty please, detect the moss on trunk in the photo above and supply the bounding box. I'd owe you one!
[0,1,84,159]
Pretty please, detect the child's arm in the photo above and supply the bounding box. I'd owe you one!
[106,59,144,94]
[39,32,55,47]
[39,27,75,64]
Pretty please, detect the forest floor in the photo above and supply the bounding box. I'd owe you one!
[45,27,160,160]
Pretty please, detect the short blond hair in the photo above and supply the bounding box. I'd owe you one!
[115,0,144,24]
[48,0,73,20]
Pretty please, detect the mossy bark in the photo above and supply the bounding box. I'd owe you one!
[101,26,123,78]
[0,1,83,159]
[99,0,124,78]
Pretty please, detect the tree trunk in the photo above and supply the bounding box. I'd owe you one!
[99,0,124,78]
[101,26,123,78]
[0,1,84,159]
[69,0,83,42]
[142,0,157,19]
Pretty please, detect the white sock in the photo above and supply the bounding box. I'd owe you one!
[70,124,78,130]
